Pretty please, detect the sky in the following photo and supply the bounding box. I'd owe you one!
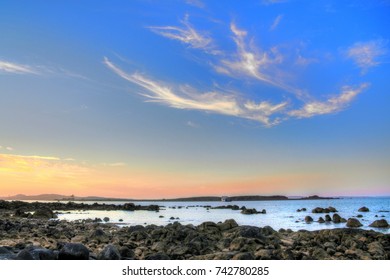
[0,0,389,199]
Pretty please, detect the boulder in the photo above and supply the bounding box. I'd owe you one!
[90,228,109,243]
[358,207,369,212]
[318,217,325,223]
[369,219,389,228]
[32,208,56,219]
[305,216,313,223]
[332,214,342,223]
[103,217,110,222]
[98,245,121,260]
[232,252,254,260]
[325,215,332,222]
[145,253,170,260]
[217,219,238,231]
[241,208,258,215]
[346,218,363,228]
[15,249,35,260]
[58,243,90,260]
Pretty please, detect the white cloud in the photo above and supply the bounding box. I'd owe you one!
[214,23,303,97]
[288,83,369,118]
[346,40,387,73]
[107,162,127,167]
[6,147,14,151]
[148,15,218,54]
[270,15,283,31]
[186,121,200,128]
[0,60,38,75]
[104,57,287,126]
[185,0,205,8]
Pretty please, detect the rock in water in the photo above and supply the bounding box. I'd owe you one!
[103,217,110,222]
[332,214,342,223]
[305,216,313,223]
[346,218,363,228]
[358,207,370,212]
[369,219,389,228]
[318,217,325,223]
[98,245,121,260]
[325,215,332,222]
[58,243,90,260]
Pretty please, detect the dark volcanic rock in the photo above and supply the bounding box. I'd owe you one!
[369,219,389,228]
[32,207,57,219]
[30,248,57,260]
[15,249,35,260]
[305,216,313,223]
[58,243,90,260]
[318,217,325,223]
[325,215,332,222]
[98,245,121,260]
[217,219,238,231]
[346,218,363,228]
[332,214,342,223]
[145,252,171,260]
[358,207,370,212]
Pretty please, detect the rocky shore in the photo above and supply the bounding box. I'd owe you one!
[0,202,389,260]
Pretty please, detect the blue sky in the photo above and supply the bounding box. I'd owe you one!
[0,0,389,198]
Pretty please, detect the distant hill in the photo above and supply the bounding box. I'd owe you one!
[0,193,337,202]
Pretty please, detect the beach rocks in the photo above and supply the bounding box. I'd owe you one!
[217,219,238,231]
[358,207,370,212]
[58,243,90,260]
[103,217,110,222]
[312,207,337,213]
[305,216,313,223]
[318,217,325,223]
[240,208,266,214]
[32,207,57,219]
[98,245,120,260]
[297,208,307,212]
[325,215,332,222]
[369,219,389,228]
[346,218,362,228]
[332,214,342,223]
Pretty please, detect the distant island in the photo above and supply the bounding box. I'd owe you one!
[0,193,337,202]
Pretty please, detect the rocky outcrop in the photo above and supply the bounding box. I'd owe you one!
[369,219,389,228]
[346,218,363,228]
[358,207,370,212]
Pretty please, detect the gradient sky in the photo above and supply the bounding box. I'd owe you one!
[1,0,389,198]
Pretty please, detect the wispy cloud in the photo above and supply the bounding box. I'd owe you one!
[288,83,369,118]
[346,40,388,73]
[214,23,304,97]
[186,121,200,128]
[185,0,205,9]
[270,15,283,31]
[148,15,218,54]
[0,60,39,75]
[104,57,287,126]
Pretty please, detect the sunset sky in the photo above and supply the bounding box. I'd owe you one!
[1,0,389,199]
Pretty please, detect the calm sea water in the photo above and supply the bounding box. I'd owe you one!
[48,197,390,233]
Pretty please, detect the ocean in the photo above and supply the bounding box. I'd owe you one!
[48,197,390,233]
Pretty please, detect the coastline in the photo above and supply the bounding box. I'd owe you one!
[0,200,389,260]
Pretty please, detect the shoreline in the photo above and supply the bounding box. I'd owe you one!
[0,201,389,260]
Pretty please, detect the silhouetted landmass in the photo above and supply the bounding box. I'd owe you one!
[0,193,338,202]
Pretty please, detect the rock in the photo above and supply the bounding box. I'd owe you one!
[241,208,258,215]
[30,248,57,260]
[90,228,109,243]
[119,247,135,259]
[305,216,313,223]
[318,217,325,223]
[358,207,369,212]
[217,219,238,231]
[103,217,110,222]
[33,208,56,219]
[357,214,363,218]
[327,207,337,212]
[369,219,389,228]
[325,215,332,222]
[98,245,121,260]
[145,253,170,260]
[367,242,385,257]
[312,248,328,260]
[159,215,164,218]
[346,218,363,228]
[232,252,254,260]
[170,217,175,220]
[119,219,123,222]
[237,226,264,240]
[15,249,35,260]
[332,214,342,223]
[58,243,90,260]
[312,207,324,213]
